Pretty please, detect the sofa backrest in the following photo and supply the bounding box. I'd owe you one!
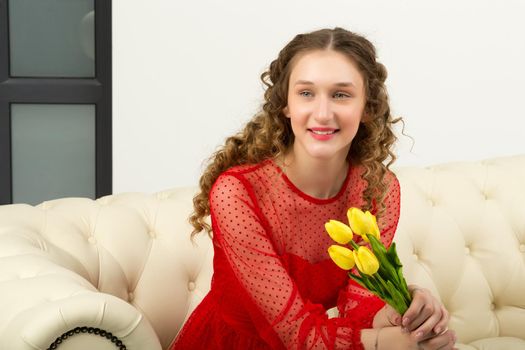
[394,155,525,343]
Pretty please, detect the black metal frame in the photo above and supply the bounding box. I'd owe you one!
[0,0,112,204]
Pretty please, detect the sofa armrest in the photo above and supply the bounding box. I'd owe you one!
[0,219,162,350]
[0,291,161,350]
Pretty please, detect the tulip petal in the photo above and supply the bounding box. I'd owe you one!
[325,220,353,244]
[347,207,381,242]
[354,246,380,275]
[328,245,355,270]
[365,211,380,239]
[347,208,368,236]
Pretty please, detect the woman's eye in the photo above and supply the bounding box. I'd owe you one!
[334,92,351,99]
[299,91,313,97]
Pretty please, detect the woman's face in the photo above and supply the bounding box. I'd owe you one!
[283,49,367,163]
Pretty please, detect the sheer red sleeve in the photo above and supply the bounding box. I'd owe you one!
[210,173,369,350]
[336,172,401,330]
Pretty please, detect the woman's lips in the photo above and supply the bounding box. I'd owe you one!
[308,128,338,141]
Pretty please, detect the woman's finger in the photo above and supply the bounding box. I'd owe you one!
[432,305,450,334]
[418,329,456,350]
[402,287,427,330]
[386,305,403,326]
[403,288,436,331]
[412,309,443,341]
[408,299,439,333]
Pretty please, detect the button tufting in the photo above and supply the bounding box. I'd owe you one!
[188,282,196,291]
[413,254,419,261]
[490,303,495,311]
[427,199,435,207]
[88,237,97,245]
[465,247,470,254]
[149,230,156,238]
[128,292,134,301]
[519,244,525,253]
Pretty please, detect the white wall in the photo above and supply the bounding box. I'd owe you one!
[113,0,525,194]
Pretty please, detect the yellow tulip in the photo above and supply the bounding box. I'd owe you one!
[328,245,355,270]
[325,220,353,244]
[353,246,380,275]
[347,207,380,243]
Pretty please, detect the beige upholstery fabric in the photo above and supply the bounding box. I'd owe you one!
[394,156,525,349]
[0,155,524,349]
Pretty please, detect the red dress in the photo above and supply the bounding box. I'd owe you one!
[173,159,400,350]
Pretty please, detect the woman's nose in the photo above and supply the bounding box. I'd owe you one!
[313,96,333,123]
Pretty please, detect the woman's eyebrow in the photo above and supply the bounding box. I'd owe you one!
[334,82,356,87]
[293,80,356,87]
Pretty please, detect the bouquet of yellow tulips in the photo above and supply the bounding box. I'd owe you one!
[326,208,412,314]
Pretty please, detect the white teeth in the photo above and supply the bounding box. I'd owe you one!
[311,130,335,135]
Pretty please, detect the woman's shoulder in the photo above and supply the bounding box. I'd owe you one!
[220,158,276,177]
[383,167,400,186]
[212,159,277,190]
[209,159,279,208]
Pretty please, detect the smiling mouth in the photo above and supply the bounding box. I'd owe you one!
[308,129,338,135]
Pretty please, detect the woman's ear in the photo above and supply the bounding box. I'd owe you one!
[282,106,290,118]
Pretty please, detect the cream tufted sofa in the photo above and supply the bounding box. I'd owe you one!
[0,155,524,350]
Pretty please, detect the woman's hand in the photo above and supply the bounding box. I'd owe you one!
[418,328,457,350]
[373,285,451,341]
[368,284,455,349]
[372,304,402,328]
[362,327,457,350]
[402,285,450,342]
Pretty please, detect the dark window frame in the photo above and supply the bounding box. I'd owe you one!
[0,0,112,204]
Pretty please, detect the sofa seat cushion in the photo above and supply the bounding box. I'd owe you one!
[457,337,525,349]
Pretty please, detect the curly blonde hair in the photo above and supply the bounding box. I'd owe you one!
[190,27,403,237]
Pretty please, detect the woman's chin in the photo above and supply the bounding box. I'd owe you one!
[302,144,350,161]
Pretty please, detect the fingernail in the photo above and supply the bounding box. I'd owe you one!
[416,331,423,340]
[435,326,441,334]
[401,327,409,333]
[402,317,409,326]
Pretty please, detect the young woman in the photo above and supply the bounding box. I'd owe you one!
[173,27,457,350]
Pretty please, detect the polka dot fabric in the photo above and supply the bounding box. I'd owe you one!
[173,159,400,350]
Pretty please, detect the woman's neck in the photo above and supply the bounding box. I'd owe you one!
[280,152,349,199]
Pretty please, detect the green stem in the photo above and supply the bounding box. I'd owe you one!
[375,273,391,295]
[350,240,360,250]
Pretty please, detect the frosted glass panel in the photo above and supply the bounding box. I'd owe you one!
[11,104,96,205]
[9,0,95,77]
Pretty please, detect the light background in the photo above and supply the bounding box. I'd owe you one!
[113,0,525,194]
